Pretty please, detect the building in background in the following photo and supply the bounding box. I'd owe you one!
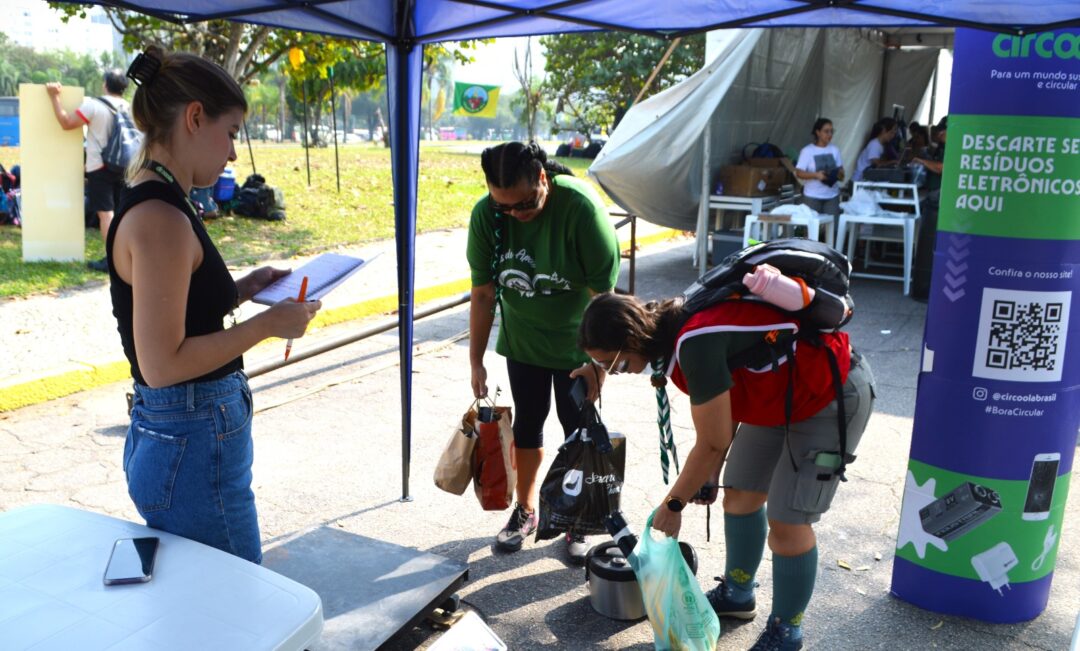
[2,1,120,58]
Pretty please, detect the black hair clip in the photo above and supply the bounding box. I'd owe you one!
[126,51,161,87]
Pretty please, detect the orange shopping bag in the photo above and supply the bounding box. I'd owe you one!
[473,403,516,511]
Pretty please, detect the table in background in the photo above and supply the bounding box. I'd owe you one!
[0,504,323,651]
[708,184,801,230]
[836,181,921,295]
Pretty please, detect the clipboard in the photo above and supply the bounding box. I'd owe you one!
[252,252,370,305]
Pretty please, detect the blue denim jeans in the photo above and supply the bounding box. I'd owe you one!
[123,371,262,563]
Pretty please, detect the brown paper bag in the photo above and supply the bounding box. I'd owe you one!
[434,408,479,495]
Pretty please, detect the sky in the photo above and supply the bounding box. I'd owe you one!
[452,36,547,92]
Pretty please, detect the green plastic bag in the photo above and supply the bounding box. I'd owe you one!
[629,510,721,651]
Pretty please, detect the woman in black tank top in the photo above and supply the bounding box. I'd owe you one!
[110,47,322,563]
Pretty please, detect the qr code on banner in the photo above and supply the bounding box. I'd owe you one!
[972,288,1071,383]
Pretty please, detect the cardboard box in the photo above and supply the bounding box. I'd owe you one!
[718,164,787,197]
[749,157,783,168]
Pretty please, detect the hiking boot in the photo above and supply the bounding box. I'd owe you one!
[706,576,757,620]
[87,257,108,273]
[495,503,537,552]
[565,532,589,565]
[749,616,803,651]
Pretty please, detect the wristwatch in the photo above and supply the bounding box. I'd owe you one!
[664,495,686,513]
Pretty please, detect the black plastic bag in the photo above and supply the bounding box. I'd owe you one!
[536,426,626,540]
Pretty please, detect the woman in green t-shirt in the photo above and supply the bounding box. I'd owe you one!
[466,141,620,563]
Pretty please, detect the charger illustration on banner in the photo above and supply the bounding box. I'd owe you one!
[971,542,1018,596]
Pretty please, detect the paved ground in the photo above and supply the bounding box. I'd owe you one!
[1,233,1077,650]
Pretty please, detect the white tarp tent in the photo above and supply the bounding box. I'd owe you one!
[589,27,941,259]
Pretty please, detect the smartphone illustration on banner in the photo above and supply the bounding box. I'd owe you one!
[1022,453,1060,521]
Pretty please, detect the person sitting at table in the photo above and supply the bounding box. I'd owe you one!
[908,123,932,160]
[794,118,845,219]
[853,117,899,183]
[111,46,321,564]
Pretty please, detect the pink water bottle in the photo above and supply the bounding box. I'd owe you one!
[742,264,814,311]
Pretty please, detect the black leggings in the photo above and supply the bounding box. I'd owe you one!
[506,358,579,449]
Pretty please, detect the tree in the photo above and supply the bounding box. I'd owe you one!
[52,4,309,83]
[540,33,704,138]
[511,37,543,142]
[0,32,126,98]
[424,50,454,140]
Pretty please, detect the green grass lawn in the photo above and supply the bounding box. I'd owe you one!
[0,141,599,299]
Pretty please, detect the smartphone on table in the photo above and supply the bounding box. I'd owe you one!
[103,537,160,585]
[1022,453,1060,522]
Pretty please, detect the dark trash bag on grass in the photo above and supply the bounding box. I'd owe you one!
[537,423,625,541]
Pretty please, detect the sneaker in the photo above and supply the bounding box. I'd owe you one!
[87,257,108,273]
[495,503,537,552]
[565,532,589,565]
[749,616,803,651]
[706,576,757,620]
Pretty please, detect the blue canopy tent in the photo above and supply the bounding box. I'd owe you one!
[71,1,1080,504]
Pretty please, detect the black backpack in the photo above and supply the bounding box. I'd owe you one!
[94,97,142,174]
[682,238,857,479]
[683,238,853,333]
[234,174,285,221]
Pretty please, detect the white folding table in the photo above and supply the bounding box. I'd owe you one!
[0,504,323,651]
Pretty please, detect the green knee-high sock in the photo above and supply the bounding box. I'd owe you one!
[771,546,818,632]
[724,507,767,600]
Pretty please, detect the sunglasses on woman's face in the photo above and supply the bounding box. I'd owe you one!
[592,349,629,374]
[489,191,541,213]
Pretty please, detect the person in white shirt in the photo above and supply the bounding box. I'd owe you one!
[46,70,131,272]
[853,117,898,183]
[795,118,845,218]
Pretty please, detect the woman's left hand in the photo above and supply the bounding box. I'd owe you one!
[569,362,605,402]
[652,505,681,539]
[237,267,291,303]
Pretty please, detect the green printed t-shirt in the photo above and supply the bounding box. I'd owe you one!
[467,174,620,369]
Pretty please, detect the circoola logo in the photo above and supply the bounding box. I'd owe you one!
[992,32,1080,59]
[461,85,490,113]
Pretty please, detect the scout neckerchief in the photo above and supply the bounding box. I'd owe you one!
[652,358,680,484]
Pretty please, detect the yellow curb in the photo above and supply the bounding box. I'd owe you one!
[0,227,683,413]
[0,360,131,413]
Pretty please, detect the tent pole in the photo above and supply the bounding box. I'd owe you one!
[329,67,341,193]
[928,53,939,126]
[241,120,256,174]
[301,81,312,186]
[696,121,712,275]
[633,37,681,106]
[386,40,424,503]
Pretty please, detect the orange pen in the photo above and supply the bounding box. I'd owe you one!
[284,275,309,361]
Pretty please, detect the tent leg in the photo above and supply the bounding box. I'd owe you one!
[696,122,712,275]
[386,41,424,503]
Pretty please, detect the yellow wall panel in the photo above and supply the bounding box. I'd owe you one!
[19,83,85,262]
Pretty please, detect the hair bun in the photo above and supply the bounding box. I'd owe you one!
[527,140,546,163]
[127,47,163,87]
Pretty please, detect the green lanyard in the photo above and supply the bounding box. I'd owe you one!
[146,160,199,218]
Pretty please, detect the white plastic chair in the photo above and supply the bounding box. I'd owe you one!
[836,181,921,295]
